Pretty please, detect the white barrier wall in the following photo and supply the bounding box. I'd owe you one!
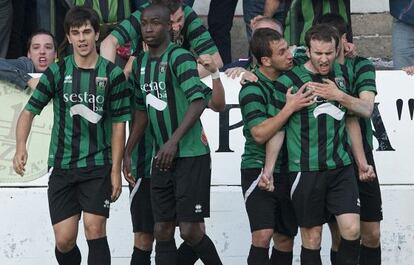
[0,71,414,264]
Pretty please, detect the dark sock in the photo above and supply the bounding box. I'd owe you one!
[359,245,381,265]
[247,245,270,265]
[87,236,110,265]
[330,249,338,265]
[155,239,177,265]
[55,245,81,265]
[177,242,198,265]
[337,238,360,265]
[270,247,293,265]
[300,246,322,265]
[192,234,223,265]
[131,246,152,265]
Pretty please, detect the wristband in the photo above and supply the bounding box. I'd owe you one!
[211,70,220,80]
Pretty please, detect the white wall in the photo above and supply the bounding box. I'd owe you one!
[192,0,390,16]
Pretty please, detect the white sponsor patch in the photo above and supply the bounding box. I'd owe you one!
[146,93,167,111]
[313,102,345,121]
[70,104,102,123]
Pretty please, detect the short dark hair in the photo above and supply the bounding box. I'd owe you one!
[142,4,171,23]
[152,0,182,13]
[305,24,340,50]
[250,28,283,66]
[63,6,100,35]
[26,29,57,52]
[316,13,348,37]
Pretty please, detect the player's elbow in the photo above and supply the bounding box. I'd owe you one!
[100,35,119,61]
[209,101,226,112]
[251,129,267,145]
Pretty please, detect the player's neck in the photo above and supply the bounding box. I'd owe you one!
[74,51,99,69]
[149,40,170,58]
[259,65,280,81]
[337,49,345,64]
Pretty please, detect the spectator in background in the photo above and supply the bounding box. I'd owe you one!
[0,0,13,58]
[0,29,57,90]
[133,0,195,7]
[390,0,414,69]
[264,0,352,46]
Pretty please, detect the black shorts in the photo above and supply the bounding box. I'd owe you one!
[129,177,154,233]
[48,165,112,225]
[355,151,383,222]
[151,154,211,223]
[289,165,360,227]
[241,168,298,237]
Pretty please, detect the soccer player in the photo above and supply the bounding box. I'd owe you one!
[273,24,360,265]
[13,6,131,265]
[313,14,381,265]
[100,0,223,78]
[239,27,314,265]
[123,4,223,265]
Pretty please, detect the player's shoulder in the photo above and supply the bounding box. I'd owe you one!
[169,45,196,64]
[99,56,126,80]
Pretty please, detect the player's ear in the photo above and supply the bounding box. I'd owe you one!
[306,47,310,58]
[261,56,271,67]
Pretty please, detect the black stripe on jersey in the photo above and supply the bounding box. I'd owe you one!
[69,68,83,167]
[38,69,56,98]
[86,69,98,166]
[54,62,68,167]
[355,80,376,92]
[317,114,327,170]
[359,119,371,152]
[116,25,130,42]
[187,25,206,42]
[339,64,350,89]
[184,86,203,99]
[331,119,344,167]
[112,106,131,117]
[100,0,109,22]
[178,68,198,84]
[182,11,198,36]
[111,89,130,101]
[240,94,266,106]
[194,40,215,55]
[166,49,179,140]
[355,64,375,80]
[330,0,340,15]
[136,134,147,177]
[117,0,125,23]
[312,0,323,26]
[28,97,46,109]
[299,109,310,171]
[129,15,141,36]
[259,80,286,110]
[153,59,169,145]
[245,110,266,123]
[284,71,305,89]
[172,53,194,72]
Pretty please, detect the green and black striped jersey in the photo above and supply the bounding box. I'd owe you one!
[130,42,209,157]
[275,63,353,172]
[130,127,154,179]
[345,56,377,152]
[73,0,131,23]
[239,67,288,173]
[111,3,218,56]
[284,0,352,46]
[25,55,131,169]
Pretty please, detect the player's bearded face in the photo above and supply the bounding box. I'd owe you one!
[307,39,337,75]
[268,40,293,71]
[170,7,184,42]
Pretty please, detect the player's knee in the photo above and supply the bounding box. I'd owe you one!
[251,230,273,248]
[55,237,77,253]
[179,223,203,245]
[361,228,380,247]
[84,222,106,239]
[340,222,360,240]
[135,232,154,250]
[273,234,294,252]
[301,227,322,249]
[154,222,175,241]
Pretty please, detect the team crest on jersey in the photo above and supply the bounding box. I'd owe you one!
[96,77,108,90]
[64,75,72,84]
[159,62,167,73]
[334,77,346,90]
